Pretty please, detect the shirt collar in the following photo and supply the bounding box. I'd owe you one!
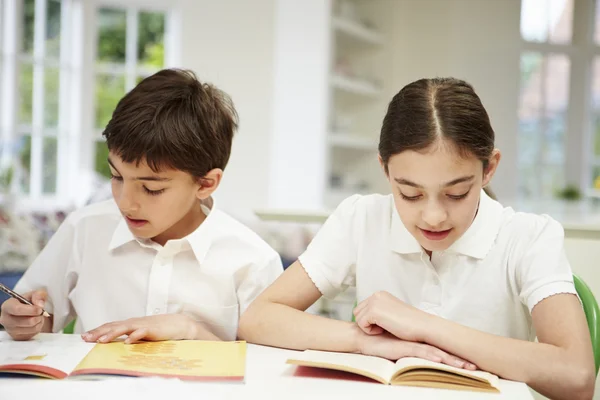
[108,197,218,264]
[389,189,504,259]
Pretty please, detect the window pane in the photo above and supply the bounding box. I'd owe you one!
[138,12,165,69]
[520,0,572,44]
[44,67,59,127]
[136,74,148,85]
[94,140,111,179]
[42,136,57,193]
[542,55,570,167]
[18,63,33,124]
[97,8,126,63]
[518,164,539,198]
[95,73,125,129]
[22,0,34,55]
[46,0,61,59]
[593,166,600,190]
[519,52,543,119]
[540,163,564,195]
[595,0,600,44]
[518,52,569,198]
[592,115,600,158]
[18,135,31,194]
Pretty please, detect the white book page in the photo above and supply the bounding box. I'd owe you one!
[0,332,96,376]
[289,350,397,383]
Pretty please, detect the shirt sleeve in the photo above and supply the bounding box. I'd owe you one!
[298,195,360,299]
[236,250,283,316]
[13,213,80,332]
[516,215,578,312]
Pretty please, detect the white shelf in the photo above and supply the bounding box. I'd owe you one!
[328,133,377,151]
[587,189,600,199]
[254,208,330,224]
[332,16,383,46]
[330,74,381,98]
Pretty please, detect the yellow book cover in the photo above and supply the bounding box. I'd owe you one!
[71,340,247,381]
[0,333,246,382]
[287,350,500,393]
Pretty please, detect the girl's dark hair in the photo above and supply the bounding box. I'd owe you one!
[379,77,495,173]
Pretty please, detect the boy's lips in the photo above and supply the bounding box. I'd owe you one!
[419,228,452,241]
[125,216,148,228]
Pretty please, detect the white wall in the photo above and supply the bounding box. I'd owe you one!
[178,0,277,216]
[268,0,330,211]
[389,0,522,201]
[178,0,523,214]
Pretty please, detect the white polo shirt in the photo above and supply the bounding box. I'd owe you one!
[299,190,577,341]
[14,198,283,340]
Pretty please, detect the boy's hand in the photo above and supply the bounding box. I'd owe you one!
[357,329,477,370]
[0,289,50,341]
[82,314,221,344]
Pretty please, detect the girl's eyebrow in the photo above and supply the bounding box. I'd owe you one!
[394,175,475,188]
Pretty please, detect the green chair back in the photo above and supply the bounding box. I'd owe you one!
[63,319,75,334]
[573,274,600,375]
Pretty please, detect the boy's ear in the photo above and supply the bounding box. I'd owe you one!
[195,168,223,200]
[377,154,388,177]
[482,149,501,187]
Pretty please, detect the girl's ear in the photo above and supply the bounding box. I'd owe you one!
[196,168,223,200]
[483,149,501,187]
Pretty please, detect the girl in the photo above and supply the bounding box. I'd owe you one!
[238,78,595,400]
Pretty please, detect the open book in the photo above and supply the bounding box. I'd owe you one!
[287,350,500,393]
[0,332,246,381]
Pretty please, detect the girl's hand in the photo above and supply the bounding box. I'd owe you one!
[357,328,476,370]
[353,291,432,343]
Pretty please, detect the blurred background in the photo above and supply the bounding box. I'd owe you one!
[1,0,600,396]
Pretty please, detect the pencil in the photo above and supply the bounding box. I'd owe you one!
[0,283,50,317]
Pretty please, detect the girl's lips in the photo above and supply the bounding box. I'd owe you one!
[419,228,452,241]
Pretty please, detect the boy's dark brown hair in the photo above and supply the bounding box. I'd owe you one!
[103,68,238,179]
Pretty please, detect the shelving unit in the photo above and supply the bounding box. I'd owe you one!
[325,0,391,209]
[328,133,377,151]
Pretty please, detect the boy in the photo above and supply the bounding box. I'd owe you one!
[0,69,283,343]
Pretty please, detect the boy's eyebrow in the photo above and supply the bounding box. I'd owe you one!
[394,175,475,188]
[107,158,172,182]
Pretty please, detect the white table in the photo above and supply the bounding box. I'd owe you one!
[0,335,533,400]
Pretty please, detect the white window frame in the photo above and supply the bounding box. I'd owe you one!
[519,0,599,199]
[0,0,180,212]
[588,0,600,196]
[87,1,181,178]
[0,0,85,212]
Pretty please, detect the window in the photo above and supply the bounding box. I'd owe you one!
[0,0,80,208]
[518,0,573,198]
[519,0,600,198]
[590,5,600,192]
[93,6,167,179]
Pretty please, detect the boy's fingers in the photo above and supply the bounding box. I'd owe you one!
[9,320,44,336]
[30,290,48,308]
[14,316,43,328]
[8,302,44,317]
[83,324,114,341]
[95,324,135,343]
[125,328,148,344]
